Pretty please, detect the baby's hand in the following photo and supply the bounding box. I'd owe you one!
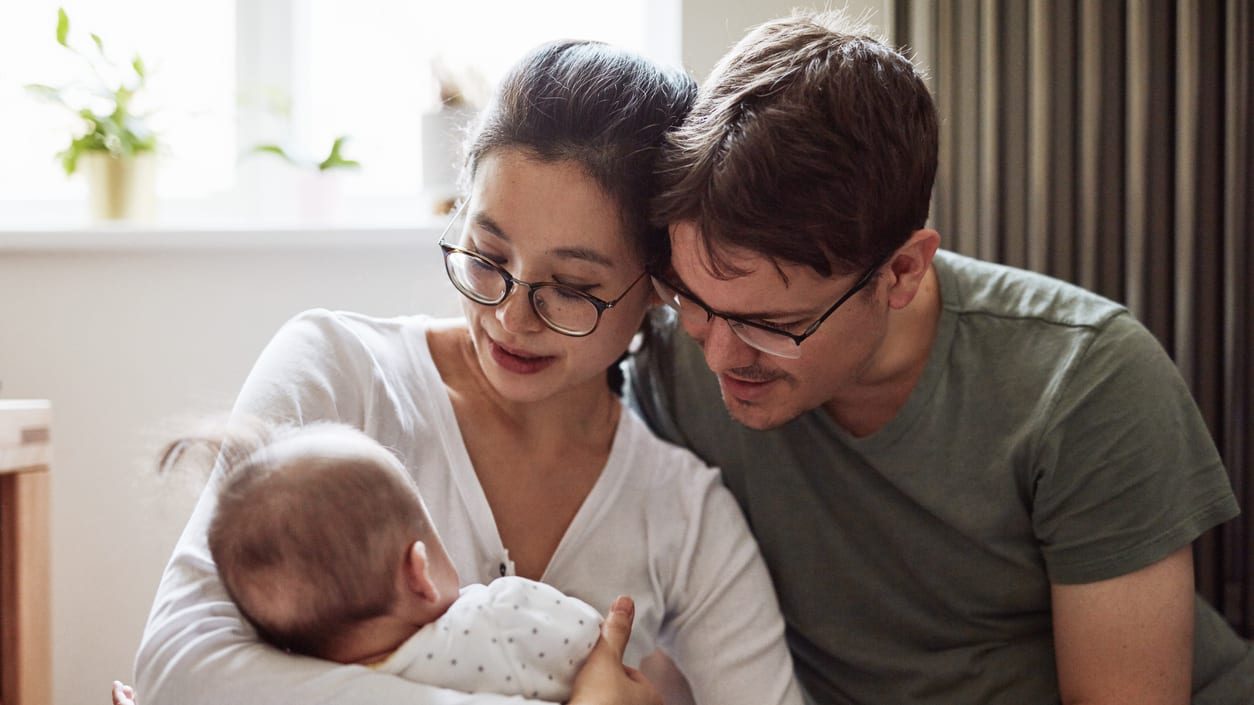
[569,596,661,705]
[111,681,137,705]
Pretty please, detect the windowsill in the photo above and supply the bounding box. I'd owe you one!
[0,222,445,252]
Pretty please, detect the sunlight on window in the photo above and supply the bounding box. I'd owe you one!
[0,1,672,225]
[302,0,658,199]
[0,0,235,202]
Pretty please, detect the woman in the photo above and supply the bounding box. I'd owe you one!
[132,41,801,705]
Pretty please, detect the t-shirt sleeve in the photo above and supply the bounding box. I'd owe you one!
[135,310,548,705]
[1032,311,1239,584]
[655,457,805,705]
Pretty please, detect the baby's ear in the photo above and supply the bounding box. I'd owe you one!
[402,540,442,604]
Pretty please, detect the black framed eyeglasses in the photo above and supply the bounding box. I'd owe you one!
[438,201,647,337]
[650,257,887,359]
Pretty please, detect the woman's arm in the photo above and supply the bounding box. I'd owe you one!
[657,466,804,705]
[135,311,551,705]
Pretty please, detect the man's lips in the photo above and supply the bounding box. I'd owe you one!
[719,373,782,402]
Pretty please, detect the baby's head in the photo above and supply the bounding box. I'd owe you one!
[168,422,460,661]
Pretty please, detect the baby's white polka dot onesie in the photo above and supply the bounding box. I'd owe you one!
[377,576,602,701]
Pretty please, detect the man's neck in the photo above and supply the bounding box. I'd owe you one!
[823,266,942,438]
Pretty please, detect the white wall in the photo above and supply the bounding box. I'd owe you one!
[0,2,893,703]
[681,0,890,80]
[0,241,461,705]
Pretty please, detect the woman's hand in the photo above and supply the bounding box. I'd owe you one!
[569,596,661,705]
[112,681,137,705]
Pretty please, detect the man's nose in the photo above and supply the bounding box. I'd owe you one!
[699,317,758,373]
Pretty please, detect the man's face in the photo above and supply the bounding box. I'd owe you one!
[668,221,890,430]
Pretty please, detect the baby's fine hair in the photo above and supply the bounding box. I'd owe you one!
[160,420,428,658]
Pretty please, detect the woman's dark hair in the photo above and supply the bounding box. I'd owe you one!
[465,40,696,392]
[465,40,696,262]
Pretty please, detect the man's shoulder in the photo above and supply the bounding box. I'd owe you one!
[935,250,1126,331]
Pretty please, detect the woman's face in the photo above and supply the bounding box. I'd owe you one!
[453,148,651,404]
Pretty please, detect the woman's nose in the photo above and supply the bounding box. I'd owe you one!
[495,285,544,334]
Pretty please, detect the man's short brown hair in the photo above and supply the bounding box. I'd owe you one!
[652,11,938,278]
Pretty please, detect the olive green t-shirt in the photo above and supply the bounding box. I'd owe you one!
[627,249,1253,704]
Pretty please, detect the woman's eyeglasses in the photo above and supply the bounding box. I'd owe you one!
[438,201,646,337]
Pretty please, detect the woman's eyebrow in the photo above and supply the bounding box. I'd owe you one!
[471,213,614,269]
[472,213,509,241]
[549,246,613,268]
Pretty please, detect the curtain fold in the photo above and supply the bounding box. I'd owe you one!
[895,0,1253,636]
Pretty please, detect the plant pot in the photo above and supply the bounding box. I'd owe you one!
[81,151,157,223]
[296,170,344,224]
[422,104,478,214]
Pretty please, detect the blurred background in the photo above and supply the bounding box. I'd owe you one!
[0,2,1249,704]
[0,1,888,703]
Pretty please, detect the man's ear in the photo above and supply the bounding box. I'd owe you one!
[884,228,941,310]
[402,540,442,605]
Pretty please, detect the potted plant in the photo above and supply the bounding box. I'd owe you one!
[423,58,485,215]
[26,8,159,222]
[251,135,361,223]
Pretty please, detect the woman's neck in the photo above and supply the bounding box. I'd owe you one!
[431,322,621,451]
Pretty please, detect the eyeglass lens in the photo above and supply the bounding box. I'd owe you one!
[651,278,803,358]
[444,250,602,335]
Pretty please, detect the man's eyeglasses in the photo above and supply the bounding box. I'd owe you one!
[650,258,886,359]
[438,201,646,337]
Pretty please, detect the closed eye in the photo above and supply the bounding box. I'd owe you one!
[472,249,507,266]
[549,286,591,302]
[757,318,808,333]
[553,277,598,293]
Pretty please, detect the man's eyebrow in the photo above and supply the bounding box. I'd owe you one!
[472,213,614,269]
[670,275,816,320]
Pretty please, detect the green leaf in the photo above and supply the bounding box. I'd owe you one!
[56,8,69,46]
[251,144,300,167]
[318,135,360,171]
[115,85,134,112]
[58,145,79,175]
[320,156,361,171]
[25,84,68,107]
[327,135,348,160]
[91,33,104,54]
[132,55,146,79]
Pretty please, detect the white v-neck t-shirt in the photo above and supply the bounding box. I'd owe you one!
[137,309,801,705]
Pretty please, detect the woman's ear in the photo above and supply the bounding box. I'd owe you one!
[402,540,442,605]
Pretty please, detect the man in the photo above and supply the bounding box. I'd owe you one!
[628,11,1253,705]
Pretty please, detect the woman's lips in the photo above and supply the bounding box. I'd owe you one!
[488,338,556,375]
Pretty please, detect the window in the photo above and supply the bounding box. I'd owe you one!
[0,1,235,206]
[1,0,678,226]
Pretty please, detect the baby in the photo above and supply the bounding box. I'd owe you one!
[163,421,601,701]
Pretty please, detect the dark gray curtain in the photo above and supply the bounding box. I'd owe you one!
[892,0,1253,636]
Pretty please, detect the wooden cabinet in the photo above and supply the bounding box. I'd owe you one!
[0,401,51,705]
